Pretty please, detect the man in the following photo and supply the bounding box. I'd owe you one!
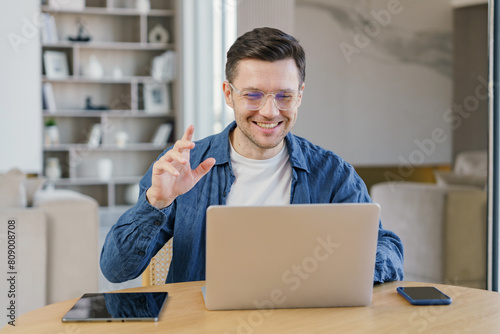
[100,27,404,284]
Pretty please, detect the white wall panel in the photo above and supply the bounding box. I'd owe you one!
[0,0,42,173]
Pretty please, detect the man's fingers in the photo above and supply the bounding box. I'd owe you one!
[153,160,180,177]
[162,149,188,165]
[172,138,195,152]
[182,124,195,141]
[193,158,216,180]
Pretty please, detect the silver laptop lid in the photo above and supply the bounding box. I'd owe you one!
[205,203,380,310]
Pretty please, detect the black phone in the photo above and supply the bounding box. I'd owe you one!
[397,286,452,305]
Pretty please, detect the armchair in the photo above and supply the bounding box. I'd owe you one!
[370,151,487,289]
[371,181,486,288]
[0,169,99,324]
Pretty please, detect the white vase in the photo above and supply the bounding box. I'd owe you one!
[115,131,129,148]
[112,66,123,79]
[97,158,113,181]
[45,158,62,180]
[85,55,104,79]
[44,125,60,146]
[136,0,150,13]
[148,24,169,44]
[125,184,140,205]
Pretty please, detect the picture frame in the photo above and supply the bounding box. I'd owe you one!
[44,51,69,79]
[143,82,170,114]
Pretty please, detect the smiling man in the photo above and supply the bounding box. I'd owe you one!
[100,27,404,284]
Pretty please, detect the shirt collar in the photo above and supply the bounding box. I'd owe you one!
[212,121,310,173]
[210,121,236,166]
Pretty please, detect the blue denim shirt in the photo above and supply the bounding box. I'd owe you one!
[100,122,404,284]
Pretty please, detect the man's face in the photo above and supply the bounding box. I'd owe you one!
[224,58,304,160]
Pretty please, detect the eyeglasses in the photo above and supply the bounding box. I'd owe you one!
[228,82,302,111]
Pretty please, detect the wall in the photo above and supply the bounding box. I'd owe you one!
[237,0,295,35]
[0,0,42,174]
[452,4,488,159]
[293,0,453,166]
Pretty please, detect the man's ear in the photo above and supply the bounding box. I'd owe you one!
[297,82,305,107]
[223,81,234,108]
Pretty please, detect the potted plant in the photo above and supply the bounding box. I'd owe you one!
[44,118,60,146]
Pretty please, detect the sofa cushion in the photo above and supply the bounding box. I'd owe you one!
[33,189,87,206]
[25,177,46,207]
[434,170,486,189]
[0,169,27,208]
[454,150,487,177]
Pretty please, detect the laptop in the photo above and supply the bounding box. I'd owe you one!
[203,203,380,310]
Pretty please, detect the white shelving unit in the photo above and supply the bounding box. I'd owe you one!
[41,0,178,207]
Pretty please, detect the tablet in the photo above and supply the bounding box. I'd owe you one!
[62,292,168,322]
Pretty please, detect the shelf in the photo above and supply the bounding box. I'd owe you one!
[44,143,169,152]
[42,41,173,51]
[43,110,174,118]
[42,76,171,84]
[48,176,143,186]
[40,1,177,208]
[41,6,174,17]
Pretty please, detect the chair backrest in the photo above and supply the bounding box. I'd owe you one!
[142,239,173,286]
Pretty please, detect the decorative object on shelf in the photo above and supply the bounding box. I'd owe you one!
[148,24,169,44]
[67,18,91,42]
[87,124,102,148]
[152,123,173,147]
[48,0,85,10]
[115,131,129,148]
[151,51,175,82]
[112,66,123,79]
[83,54,104,79]
[97,158,113,181]
[44,118,60,146]
[43,51,69,79]
[135,0,151,13]
[45,157,62,180]
[42,82,57,112]
[85,96,109,111]
[40,13,58,43]
[125,183,140,205]
[143,82,170,114]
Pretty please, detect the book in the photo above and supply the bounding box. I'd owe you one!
[152,123,173,147]
[42,82,57,112]
[87,124,102,148]
[151,51,175,82]
[41,13,58,44]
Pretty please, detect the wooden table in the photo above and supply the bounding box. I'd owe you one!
[2,281,500,333]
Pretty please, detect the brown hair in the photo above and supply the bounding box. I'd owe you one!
[225,27,306,86]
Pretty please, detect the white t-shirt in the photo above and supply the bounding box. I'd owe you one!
[226,141,292,206]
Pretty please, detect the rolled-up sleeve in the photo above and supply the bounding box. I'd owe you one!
[100,191,174,283]
[373,222,404,283]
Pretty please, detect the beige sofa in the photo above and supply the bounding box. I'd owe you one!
[0,169,99,323]
[370,151,487,289]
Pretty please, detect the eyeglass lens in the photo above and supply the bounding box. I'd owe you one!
[244,90,297,110]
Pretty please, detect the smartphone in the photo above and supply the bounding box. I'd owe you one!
[397,286,452,305]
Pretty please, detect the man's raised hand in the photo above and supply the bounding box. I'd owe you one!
[146,125,216,209]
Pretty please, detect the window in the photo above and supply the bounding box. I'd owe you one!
[180,0,237,140]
